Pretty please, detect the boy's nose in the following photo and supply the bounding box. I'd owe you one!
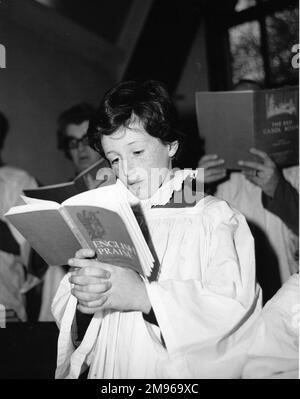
[121,159,135,176]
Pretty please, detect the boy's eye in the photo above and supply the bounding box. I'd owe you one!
[111,158,119,165]
[133,150,144,155]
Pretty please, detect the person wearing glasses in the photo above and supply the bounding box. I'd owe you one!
[38,104,112,322]
[57,103,107,185]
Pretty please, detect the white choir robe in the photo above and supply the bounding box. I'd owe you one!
[243,273,299,379]
[215,166,299,284]
[0,165,37,321]
[52,172,262,379]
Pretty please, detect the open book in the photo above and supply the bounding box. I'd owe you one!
[5,183,154,278]
[24,158,115,203]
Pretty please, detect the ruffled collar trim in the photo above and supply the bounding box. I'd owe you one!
[115,169,197,210]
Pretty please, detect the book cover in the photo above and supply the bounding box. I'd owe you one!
[253,87,299,167]
[24,181,80,204]
[5,206,81,265]
[24,158,114,203]
[195,86,299,169]
[64,205,142,273]
[5,184,154,278]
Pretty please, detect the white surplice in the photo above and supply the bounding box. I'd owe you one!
[52,170,262,379]
[242,273,299,379]
[215,166,299,284]
[0,165,37,320]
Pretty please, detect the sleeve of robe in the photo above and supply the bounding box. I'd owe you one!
[144,201,262,378]
[242,273,299,379]
[262,175,299,236]
[52,273,105,379]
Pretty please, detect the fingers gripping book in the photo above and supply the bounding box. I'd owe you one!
[5,184,154,278]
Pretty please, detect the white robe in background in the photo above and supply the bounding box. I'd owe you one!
[215,166,299,285]
[52,171,262,379]
[0,165,37,321]
[243,273,299,379]
[38,265,66,321]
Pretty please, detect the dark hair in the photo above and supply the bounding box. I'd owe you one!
[88,80,185,160]
[0,110,9,150]
[57,102,96,159]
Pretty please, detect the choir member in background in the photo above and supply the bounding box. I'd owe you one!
[57,102,114,188]
[38,103,114,321]
[198,79,299,303]
[0,110,38,322]
[198,79,299,379]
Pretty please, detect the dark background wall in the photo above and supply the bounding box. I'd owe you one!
[0,0,298,183]
[0,0,118,185]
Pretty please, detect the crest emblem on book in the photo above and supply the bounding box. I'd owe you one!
[76,210,105,240]
[266,93,297,119]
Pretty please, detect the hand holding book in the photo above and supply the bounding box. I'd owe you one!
[197,154,226,184]
[68,248,152,314]
[5,182,154,278]
[238,148,281,197]
[195,86,299,169]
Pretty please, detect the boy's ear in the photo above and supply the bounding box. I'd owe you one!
[168,141,179,158]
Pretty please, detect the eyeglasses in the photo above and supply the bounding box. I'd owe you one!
[66,134,90,150]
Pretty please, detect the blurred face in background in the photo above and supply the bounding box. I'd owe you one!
[65,120,102,174]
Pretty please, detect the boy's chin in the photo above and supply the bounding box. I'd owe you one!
[129,184,160,200]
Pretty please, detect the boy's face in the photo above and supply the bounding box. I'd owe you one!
[101,118,178,199]
[65,120,101,173]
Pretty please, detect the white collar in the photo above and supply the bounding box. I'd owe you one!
[115,169,197,210]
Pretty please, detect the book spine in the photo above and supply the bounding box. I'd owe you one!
[59,207,91,251]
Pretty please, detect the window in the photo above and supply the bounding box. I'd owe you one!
[228,0,298,88]
[229,21,265,84]
[266,8,299,85]
[235,0,256,12]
